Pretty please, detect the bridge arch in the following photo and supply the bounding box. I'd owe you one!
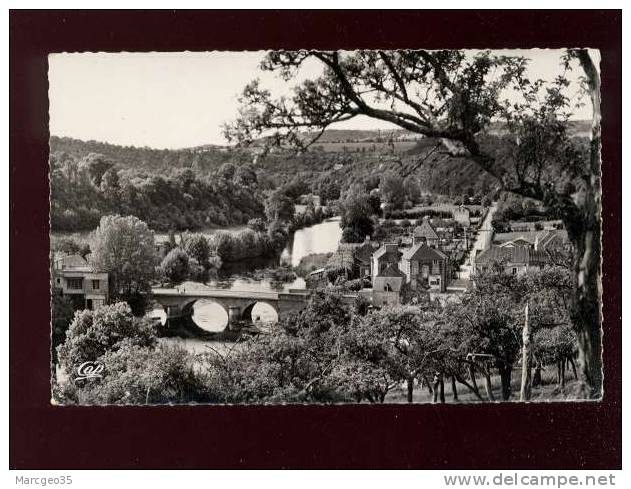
[241,300,280,325]
[183,298,230,332]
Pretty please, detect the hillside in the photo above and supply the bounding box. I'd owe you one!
[50,120,590,202]
[50,134,498,197]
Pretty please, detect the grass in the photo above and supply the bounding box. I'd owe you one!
[385,366,584,404]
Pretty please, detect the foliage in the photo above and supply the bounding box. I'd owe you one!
[339,186,375,243]
[57,302,157,375]
[51,290,76,363]
[181,232,212,267]
[208,228,286,262]
[52,237,91,257]
[159,248,190,284]
[342,306,445,402]
[50,150,265,232]
[58,344,218,405]
[89,215,158,309]
[202,291,354,403]
[247,217,267,232]
[264,189,295,222]
[403,175,422,204]
[379,172,405,209]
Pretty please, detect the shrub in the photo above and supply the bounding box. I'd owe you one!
[57,302,156,375]
[159,248,190,284]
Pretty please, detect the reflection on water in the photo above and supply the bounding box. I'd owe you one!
[191,299,229,332]
[281,217,342,267]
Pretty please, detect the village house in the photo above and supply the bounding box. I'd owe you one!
[473,245,549,276]
[400,242,450,292]
[52,253,109,310]
[372,243,402,281]
[413,218,440,248]
[372,264,405,306]
[494,229,570,252]
[453,205,471,227]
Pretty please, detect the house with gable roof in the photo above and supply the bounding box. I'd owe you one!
[412,218,440,248]
[371,243,402,282]
[473,245,549,276]
[400,242,450,292]
[372,263,406,306]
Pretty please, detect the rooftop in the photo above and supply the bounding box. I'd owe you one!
[401,242,448,261]
[475,245,549,265]
[376,264,406,278]
[413,219,439,240]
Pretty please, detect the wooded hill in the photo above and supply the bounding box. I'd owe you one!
[50,119,590,216]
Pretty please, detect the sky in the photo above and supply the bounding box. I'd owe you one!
[48,49,596,150]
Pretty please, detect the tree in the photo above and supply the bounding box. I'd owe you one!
[52,290,76,366]
[234,163,258,186]
[57,302,156,375]
[379,172,405,209]
[89,215,158,313]
[224,49,602,397]
[159,248,190,284]
[218,162,236,180]
[247,217,267,232]
[182,233,211,267]
[78,153,113,187]
[339,187,374,243]
[343,306,445,403]
[100,167,121,203]
[203,290,354,403]
[314,175,341,205]
[59,344,217,405]
[403,175,422,204]
[265,190,295,222]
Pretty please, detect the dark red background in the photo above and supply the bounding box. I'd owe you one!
[9,10,622,469]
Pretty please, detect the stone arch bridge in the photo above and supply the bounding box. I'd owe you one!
[151,287,313,327]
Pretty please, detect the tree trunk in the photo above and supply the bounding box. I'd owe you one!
[439,377,445,403]
[423,375,434,396]
[520,302,532,401]
[482,364,495,401]
[533,360,542,387]
[560,358,566,389]
[432,378,439,403]
[406,376,414,403]
[569,355,578,380]
[570,50,603,399]
[451,375,458,402]
[556,361,561,385]
[468,363,479,393]
[499,364,513,401]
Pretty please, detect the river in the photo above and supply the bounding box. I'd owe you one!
[149,217,343,334]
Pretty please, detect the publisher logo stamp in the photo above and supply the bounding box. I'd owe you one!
[74,361,104,383]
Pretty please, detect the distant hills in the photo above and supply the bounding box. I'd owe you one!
[50,119,590,198]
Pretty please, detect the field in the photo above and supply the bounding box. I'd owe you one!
[312,140,420,153]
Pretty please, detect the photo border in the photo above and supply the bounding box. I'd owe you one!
[9,9,622,469]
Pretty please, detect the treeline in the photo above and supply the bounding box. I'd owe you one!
[49,135,505,212]
[50,151,265,232]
